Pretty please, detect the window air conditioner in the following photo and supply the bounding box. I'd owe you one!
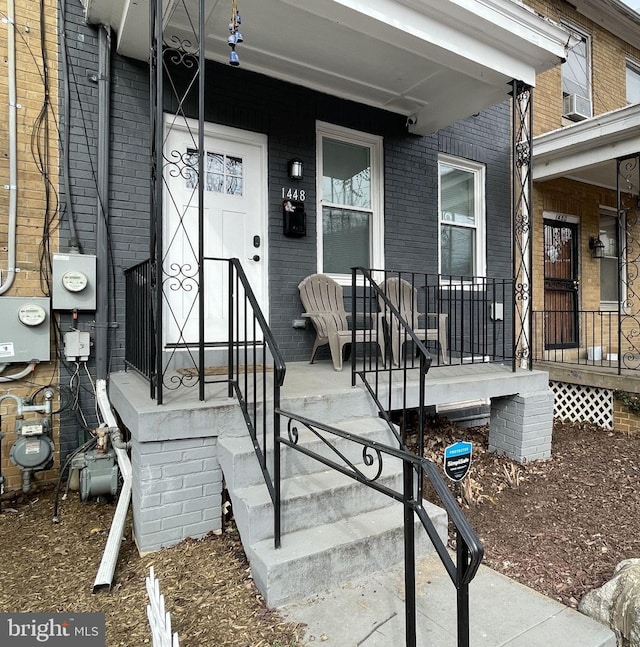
[562,93,591,121]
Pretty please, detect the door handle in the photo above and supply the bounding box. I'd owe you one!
[249,255,260,262]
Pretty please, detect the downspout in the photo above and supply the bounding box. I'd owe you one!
[93,379,132,592]
[95,25,111,379]
[1,0,18,295]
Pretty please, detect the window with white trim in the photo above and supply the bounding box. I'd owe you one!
[317,122,383,280]
[599,211,624,306]
[627,61,640,105]
[438,155,486,277]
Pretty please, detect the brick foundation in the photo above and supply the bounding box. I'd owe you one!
[131,436,222,553]
[489,389,554,461]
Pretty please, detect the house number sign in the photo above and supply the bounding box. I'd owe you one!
[281,187,306,201]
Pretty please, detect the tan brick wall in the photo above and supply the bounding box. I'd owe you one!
[613,398,640,435]
[524,0,640,135]
[0,0,59,493]
[533,179,617,310]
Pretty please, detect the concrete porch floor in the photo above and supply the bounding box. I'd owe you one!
[110,359,553,464]
[110,360,550,419]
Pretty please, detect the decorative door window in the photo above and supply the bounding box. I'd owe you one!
[184,148,243,196]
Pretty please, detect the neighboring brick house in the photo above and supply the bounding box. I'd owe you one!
[527,0,640,431]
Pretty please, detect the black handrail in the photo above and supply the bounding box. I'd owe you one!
[203,257,286,503]
[274,410,483,647]
[344,266,483,646]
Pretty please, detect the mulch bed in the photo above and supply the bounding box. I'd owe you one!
[414,415,640,609]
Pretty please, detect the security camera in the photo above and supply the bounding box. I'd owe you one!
[406,115,417,127]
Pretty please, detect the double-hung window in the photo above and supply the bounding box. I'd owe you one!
[317,122,383,280]
[438,155,486,278]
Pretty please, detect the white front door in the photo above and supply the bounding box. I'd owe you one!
[163,117,268,349]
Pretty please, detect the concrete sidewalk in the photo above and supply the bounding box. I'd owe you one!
[281,553,616,646]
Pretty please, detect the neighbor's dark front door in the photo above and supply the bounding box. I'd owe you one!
[544,220,579,349]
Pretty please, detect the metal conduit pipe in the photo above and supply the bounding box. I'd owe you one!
[95,25,111,379]
[0,363,36,382]
[59,0,80,250]
[1,0,18,295]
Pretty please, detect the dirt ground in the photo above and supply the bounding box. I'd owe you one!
[1,418,638,645]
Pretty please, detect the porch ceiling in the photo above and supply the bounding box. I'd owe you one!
[532,103,640,193]
[81,0,572,134]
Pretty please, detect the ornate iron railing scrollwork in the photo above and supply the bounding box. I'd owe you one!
[285,417,385,485]
[618,155,640,374]
[511,79,534,371]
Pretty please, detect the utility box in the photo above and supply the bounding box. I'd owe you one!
[52,253,97,311]
[64,330,91,361]
[0,297,51,363]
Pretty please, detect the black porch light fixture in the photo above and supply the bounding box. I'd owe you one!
[287,158,304,181]
[589,236,605,259]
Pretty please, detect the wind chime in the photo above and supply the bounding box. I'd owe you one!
[228,0,243,66]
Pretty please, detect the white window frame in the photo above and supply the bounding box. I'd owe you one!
[316,121,384,284]
[626,59,640,105]
[599,207,626,310]
[561,23,592,110]
[437,154,486,280]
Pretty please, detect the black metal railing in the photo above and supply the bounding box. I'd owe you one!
[349,269,513,381]
[532,310,640,373]
[266,265,483,646]
[351,269,514,407]
[274,411,483,647]
[206,257,286,501]
[124,258,155,382]
[125,256,286,498]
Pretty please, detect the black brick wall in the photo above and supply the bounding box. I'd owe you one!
[164,60,512,362]
[58,3,150,456]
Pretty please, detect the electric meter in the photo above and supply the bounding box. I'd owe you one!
[17,303,47,327]
[62,270,89,293]
[51,254,96,310]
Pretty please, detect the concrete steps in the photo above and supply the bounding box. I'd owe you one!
[219,415,448,608]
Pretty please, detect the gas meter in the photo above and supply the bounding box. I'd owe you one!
[9,417,54,473]
[1,390,55,493]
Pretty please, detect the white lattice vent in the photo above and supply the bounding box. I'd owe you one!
[549,381,613,430]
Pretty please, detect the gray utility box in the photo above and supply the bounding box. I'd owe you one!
[52,253,97,311]
[0,297,51,363]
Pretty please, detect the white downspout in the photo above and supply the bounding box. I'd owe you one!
[1,0,18,295]
[93,379,132,592]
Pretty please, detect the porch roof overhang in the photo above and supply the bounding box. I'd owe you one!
[81,0,572,134]
[532,103,640,193]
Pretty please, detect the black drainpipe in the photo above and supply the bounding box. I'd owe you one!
[95,25,111,380]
